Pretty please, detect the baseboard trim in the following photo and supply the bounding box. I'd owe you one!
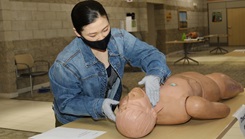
[0,82,50,99]
[18,82,50,95]
[0,92,19,98]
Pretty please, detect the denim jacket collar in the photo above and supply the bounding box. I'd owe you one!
[77,37,120,68]
[77,37,100,67]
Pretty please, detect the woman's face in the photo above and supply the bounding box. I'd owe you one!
[81,16,110,41]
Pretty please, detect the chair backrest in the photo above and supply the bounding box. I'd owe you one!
[15,54,34,70]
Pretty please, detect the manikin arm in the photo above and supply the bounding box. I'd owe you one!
[186,96,230,119]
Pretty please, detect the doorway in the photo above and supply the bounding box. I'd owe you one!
[227,8,245,46]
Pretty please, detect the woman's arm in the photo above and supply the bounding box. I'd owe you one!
[49,62,105,120]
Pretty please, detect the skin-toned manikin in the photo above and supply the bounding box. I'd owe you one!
[116,72,244,138]
[154,72,244,124]
[116,88,157,138]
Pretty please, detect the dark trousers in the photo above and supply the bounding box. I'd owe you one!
[55,115,64,127]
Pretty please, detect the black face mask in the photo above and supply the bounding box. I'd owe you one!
[81,31,111,51]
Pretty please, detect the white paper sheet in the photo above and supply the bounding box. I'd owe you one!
[233,104,245,137]
[29,127,106,139]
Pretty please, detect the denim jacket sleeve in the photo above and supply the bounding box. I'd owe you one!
[49,61,105,120]
[118,29,171,83]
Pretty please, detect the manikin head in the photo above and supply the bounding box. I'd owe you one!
[116,87,157,138]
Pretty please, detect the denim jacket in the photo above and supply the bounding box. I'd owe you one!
[49,28,171,124]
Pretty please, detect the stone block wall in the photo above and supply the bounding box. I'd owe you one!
[0,0,77,97]
[144,0,208,54]
[121,0,208,54]
[0,0,208,98]
[0,0,142,98]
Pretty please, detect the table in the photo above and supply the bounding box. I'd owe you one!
[63,90,245,139]
[166,40,204,65]
[204,34,228,54]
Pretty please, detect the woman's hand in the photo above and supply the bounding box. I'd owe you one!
[138,75,160,107]
[102,98,119,122]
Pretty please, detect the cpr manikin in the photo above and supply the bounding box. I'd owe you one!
[116,72,244,138]
[116,88,157,138]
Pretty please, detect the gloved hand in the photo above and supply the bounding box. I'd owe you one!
[102,98,119,122]
[138,75,161,107]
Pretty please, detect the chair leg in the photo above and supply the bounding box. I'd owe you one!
[30,75,33,97]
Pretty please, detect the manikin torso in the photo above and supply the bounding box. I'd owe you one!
[154,72,243,124]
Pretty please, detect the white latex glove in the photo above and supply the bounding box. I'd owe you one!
[138,75,160,107]
[102,98,119,122]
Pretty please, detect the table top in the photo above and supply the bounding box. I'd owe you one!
[166,39,204,44]
[204,34,228,38]
[63,90,245,139]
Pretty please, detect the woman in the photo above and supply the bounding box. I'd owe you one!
[49,0,170,127]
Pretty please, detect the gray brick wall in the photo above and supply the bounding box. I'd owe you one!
[0,0,207,97]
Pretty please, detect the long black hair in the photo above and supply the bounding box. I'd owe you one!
[71,0,109,35]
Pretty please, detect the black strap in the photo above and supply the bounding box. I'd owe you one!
[107,66,117,89]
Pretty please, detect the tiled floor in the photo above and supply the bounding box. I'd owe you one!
[0,47,244,138]
[0,99,54,133]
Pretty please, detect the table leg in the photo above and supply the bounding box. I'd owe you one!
[174,43,199,65]
[210,36,228,54]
